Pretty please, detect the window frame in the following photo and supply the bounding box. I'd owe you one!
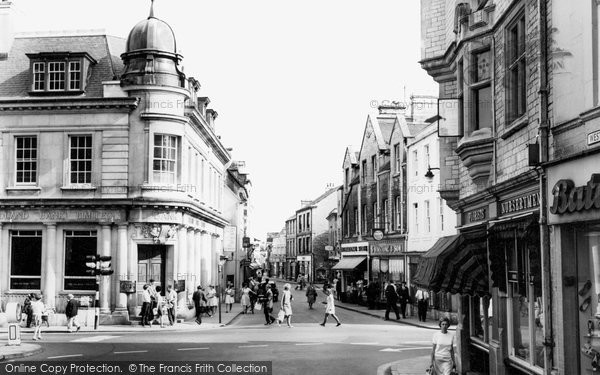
[413,203,419,233]
[68,134,93,185]
[152,134,180,185]
[14,135,38,186]
[394,143,401,173]
[63,230,97,291]
[395,196,402,231]
[505,9,527,125]
[30,57,86,94]
[371,155,377,180]
[10,230,43,290]
[470,48,492,133]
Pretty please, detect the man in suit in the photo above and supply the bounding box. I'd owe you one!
[65,294,81,332]
[415,288,430,322]
[397,281,411,319]
[384,281,400,320]
[192,285,207,325]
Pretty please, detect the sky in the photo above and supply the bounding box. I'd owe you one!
[13,0,437,238]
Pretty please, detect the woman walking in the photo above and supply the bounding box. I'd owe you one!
[430,317,456,375]
[30,294,44,340]
[319,285,341,327]
[240,283,254,314]
[225,283,235,313]
[206,285,218,317]
[280,283,294,327]
[306,282,318,309]
[263,283,276,325]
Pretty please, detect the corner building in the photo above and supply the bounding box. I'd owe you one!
[0,2,230,323]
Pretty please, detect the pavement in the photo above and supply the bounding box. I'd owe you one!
[0,303,243,361]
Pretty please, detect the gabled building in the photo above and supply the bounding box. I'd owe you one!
[284,214,297,280]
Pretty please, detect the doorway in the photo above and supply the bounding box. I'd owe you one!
[137,245,166,297]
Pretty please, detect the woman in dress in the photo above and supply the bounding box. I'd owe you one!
[225,283,235,313]
[30,294,44,340]
[305,282,318,309]
[206,285,218,316]
[280,283,294,327]
[240,283,253,314]
[155,285,167,328]
[430,317,456,375]
[319,284,341,327]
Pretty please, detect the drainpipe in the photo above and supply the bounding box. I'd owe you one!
[537,0,553,372]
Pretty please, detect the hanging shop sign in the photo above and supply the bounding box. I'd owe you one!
[550,174,600,215]
[499,192,540,216]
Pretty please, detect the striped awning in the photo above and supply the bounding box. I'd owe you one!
[412,233,489,296]
[332,256,366,270]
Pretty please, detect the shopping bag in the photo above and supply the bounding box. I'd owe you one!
[277,309,285,321]
[254,302,262,311]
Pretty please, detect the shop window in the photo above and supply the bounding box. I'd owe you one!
[64,230,97,290]
[470,295,493,343]
[10,230,42,289]
[506,232,544,368]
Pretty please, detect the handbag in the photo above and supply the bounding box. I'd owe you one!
[255,302,262,311]
[277,309,285,321]
[152,307,158,315]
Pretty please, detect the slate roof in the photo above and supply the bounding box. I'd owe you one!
[0,34,126,98]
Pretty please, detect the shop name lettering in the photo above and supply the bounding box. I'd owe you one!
[550,174,600,214]
[500,193,540,215]
[370,245,403,254]
[467,208,486,222]
[0,210,121,221]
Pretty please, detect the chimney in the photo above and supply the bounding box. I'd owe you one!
[0,1,15,59]
[377,101,406,117]
[300,200,312,208]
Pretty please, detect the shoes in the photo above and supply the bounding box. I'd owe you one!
[336,323,341,327]
[32,338,38,341]
[384,318,390,321]
[76,326,81,332]
[319,323,325,326]
[288,325,294,328]
[264,323,270,325]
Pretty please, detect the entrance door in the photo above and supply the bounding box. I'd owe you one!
[138,245,166,295]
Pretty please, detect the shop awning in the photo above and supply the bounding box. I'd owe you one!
[332,256,366,270]
[413,233,489,296]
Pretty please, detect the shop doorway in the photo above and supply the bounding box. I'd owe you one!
[137,245,166,296]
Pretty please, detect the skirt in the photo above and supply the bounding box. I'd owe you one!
[225,295,235,304]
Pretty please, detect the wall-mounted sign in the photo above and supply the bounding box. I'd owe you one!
[550,174,600,215]
[499,192,540,216]
[174,280,186,293]
[0,209,124,223]
[119,280,136,294]
[370,241,404,255]
[464,207,487,223]
[588,130,600,146]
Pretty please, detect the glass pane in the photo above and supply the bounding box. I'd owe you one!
[11,235,42,276]
[476,86,493,130]
[64,235,97,277]
[475,51,491,81]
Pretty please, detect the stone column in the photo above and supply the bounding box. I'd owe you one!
[187,228,196,290]
[197,230,205,286]
[115,224,128,311]
[177,226,188,308]
[100,224,111,313]
[200,230,210,287]
[212,233,221,286]
[127,231,137,316]
[43,223,57,308]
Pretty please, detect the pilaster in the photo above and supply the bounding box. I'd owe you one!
[100,224,111,314]
[43,223,57,308]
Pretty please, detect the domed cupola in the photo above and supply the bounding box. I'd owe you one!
[120,0,185,87]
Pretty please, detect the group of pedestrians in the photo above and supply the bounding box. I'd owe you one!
[141,279,178,328]
[192,284,219,324]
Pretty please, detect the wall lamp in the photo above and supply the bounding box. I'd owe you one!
[425,165,440,179]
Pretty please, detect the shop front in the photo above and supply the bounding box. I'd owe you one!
[547,155,600,374]
[369,239,405,303]
[332,245,368,303]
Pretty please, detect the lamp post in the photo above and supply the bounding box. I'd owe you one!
[424,165,441,179]
[218,256,228,324]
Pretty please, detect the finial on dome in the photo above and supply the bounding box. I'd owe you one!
[148,0,155,19]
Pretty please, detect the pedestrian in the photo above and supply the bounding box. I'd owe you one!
[319,284,341,327]
[22,293,34,328]
[335,278,342,301]
[206,285,218,316]
[166,285,177,325]
[65,294,81,333]
[30,294,44,340]
[141,284,152,327]
[429,317,456,375]
[398,281,410,319]
[270,281,279,303]
[263,283,276,325]
[384,281,400,320]
[155,285,167,328]
[300,273,307,290]
[225,283,235,313]
[240,283,253,314]
[249,280,259,314]
[416,288,430,322]
[281,283,294,328]
[305,282,317,309]
[192,285,207,324]
[366,281,378,310]
[147,279,159,325]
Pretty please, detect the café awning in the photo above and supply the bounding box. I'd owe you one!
[413,233,489,296]
[332,256,366,270]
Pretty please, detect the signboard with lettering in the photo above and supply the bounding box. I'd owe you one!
[463,207,487,224]
[0,209,125,223]
[369,241,404,255]
[224,225,237,253]
[588,130,600,146]
[550,174,600,215]
[120,280,136,294]
[499,192,540,216]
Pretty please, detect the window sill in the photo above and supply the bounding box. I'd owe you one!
[6,186,41,192]
[28,90,85,96]
[61,185,97,191]
[501,115,529,140]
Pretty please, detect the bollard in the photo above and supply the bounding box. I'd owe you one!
[5,302,22,346]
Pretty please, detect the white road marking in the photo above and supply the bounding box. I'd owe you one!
[47,354,83,359]
[114,350,148,354]
[71,335,120,343]
[295,343,324,346]
[177,347,210,351]
[380,346,431,352]
[238,345,269,348]
[350,342,380,345]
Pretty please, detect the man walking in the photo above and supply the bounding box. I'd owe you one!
[398,281,410,319]
[65,294,81,332]
[141,284,152,327]
[192,285,206,325]
[415,288,430,322]
[166,285,177,325]
[384,281,400,321]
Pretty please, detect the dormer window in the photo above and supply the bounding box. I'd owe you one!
[27,52,96,94]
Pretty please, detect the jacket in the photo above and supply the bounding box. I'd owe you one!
[66,299,79,318]
[385,284,398,303]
